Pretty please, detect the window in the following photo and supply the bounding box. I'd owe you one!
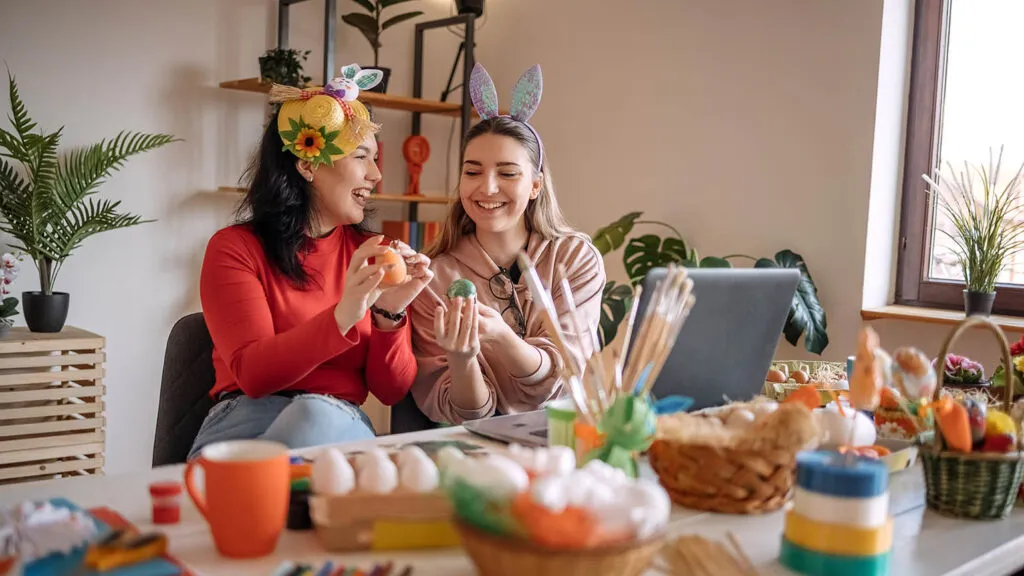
[896,0,1024,314]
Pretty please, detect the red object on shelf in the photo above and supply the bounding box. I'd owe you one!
[149,481,183,525]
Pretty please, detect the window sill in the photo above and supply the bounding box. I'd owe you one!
[860,305,1024,333]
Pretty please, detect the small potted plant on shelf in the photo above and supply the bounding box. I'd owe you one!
[341,0,424,93]
[0,71,177,332]
[922,146,1024,317]
[0,253,23,337]
[258,47,313,88]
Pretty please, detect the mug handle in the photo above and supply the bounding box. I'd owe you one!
[184,459,209,521]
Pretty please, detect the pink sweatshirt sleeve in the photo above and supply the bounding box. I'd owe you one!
[503,238,606,407]
[409,286,499,424]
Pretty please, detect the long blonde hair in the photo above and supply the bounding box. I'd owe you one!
[424,117,576,258]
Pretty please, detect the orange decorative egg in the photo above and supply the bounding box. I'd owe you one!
[377,245,407,287]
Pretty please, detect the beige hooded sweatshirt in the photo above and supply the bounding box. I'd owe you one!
[409,232,606,424]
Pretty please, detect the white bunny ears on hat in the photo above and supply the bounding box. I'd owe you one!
[469,63,545,169]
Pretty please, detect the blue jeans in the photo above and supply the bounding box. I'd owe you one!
[187,393,376,460]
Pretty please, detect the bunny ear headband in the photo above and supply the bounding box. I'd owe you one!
[469,63,545,170]
[269,63,384,168]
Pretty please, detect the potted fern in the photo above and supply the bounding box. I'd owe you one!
[0,71,177,332]
[341,0,424,93]
[922,147,1024,317]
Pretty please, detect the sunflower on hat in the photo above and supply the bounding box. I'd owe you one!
[269,64,383,168]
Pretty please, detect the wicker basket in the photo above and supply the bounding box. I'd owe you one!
[920,316,1024,520]
[763,360,847,405]
[454,521,664,576]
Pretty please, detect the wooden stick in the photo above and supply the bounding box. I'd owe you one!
[558,266,608,413]
[616,284,643,395]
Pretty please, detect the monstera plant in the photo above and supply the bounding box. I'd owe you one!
[593,212,829,355]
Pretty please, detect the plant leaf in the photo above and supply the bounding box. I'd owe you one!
[342,13,380,42]
[593,211,642,255]
[755,250,829,354]
[623,235,688,286]
[599,281,633,349]
[7,70,37,140]
[699,256,731,268]
[352,0,375,12]
[381,11,423,30]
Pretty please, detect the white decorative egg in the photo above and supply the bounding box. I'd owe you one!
[356,450,398,494]
[726,408,756,430]
[398,449,439,493]
[311,448,355,495]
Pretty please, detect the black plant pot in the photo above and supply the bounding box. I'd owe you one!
[362,66,390,93]
[23,291,70,333]
[964,290,996,317]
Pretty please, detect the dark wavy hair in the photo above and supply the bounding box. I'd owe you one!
[234,111,376,289]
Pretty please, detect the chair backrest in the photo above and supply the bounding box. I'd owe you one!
[153,312,216,467]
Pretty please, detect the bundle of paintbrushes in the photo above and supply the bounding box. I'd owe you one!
[518,255,696,475]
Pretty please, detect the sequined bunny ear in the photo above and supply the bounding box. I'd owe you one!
[509,65,543,123]
[469,63,500,119]
[354,69,383,91]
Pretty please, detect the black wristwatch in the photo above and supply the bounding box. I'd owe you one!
[371,305,407,323]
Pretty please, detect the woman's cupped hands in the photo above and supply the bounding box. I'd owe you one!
[334,235,433,332]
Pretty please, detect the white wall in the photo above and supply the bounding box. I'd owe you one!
[0,0,1003,473]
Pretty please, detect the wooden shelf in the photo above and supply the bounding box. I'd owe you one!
[216,187,452,205]
[861,305,1024,333]
[219,78,489,117]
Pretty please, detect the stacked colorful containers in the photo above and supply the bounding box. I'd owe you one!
[780,450,892,575]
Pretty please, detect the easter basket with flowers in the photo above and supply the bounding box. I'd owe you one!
[443,445,669,576]
[920,316,1024,520]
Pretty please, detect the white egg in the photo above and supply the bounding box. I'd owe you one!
[581,459,629,487]
[398,450,439,493]
[457,455,528,499]
[396,445,429,469]
[546,446,576,476]
[355,448,391,472]
[750,401,779,419]
[356,452,399,494]
[435,446,466,472]
[530,475,572,512]
[726,408,756,430]
[815,407,876,448]
[311,448,355,495]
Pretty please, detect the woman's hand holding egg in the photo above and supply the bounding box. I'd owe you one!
[372,240,434,324]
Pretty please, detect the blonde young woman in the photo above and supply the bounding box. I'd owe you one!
[409,64,606,424]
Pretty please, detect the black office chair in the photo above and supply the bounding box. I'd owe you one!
[152,312,438,465]
[152,312,216,467]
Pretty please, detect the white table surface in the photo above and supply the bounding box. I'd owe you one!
[6,427,1024,576]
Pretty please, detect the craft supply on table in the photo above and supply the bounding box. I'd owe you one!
[658,532,758,576]
[780,450,892,576]
[518,257,695,477]
[306,446,457,551]
[271,560,410,576]
[649,397,817,514]
[443,440,669,576]
[148,482,182,525]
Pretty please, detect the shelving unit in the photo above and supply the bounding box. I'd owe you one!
[216,186,452,205]
[222,4,482,244]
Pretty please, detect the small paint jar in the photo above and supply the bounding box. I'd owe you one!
[545,397,577,450]
[149,481,183,524]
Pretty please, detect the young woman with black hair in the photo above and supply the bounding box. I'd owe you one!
[188,65,432,458]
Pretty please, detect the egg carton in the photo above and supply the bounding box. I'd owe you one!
[306,449,459,552]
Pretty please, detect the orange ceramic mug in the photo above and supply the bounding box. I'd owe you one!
[184,439,290,558]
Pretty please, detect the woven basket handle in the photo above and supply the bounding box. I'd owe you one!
[932,316,1014,447]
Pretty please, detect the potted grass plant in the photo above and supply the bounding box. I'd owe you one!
[922,147,1024,317]
[341,0,424,93]
[0,71,177,332]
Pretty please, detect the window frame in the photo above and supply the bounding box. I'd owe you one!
[895,0,1024,315]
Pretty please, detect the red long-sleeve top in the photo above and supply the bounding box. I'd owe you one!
[199,224,416,405]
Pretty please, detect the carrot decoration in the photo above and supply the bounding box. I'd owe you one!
[784,384,822,410]
[934,397,972,453]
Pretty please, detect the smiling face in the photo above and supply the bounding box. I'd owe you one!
[459,133,542,235]
[297,134,381,231]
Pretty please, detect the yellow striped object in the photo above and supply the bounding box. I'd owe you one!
[784,511,892,556]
